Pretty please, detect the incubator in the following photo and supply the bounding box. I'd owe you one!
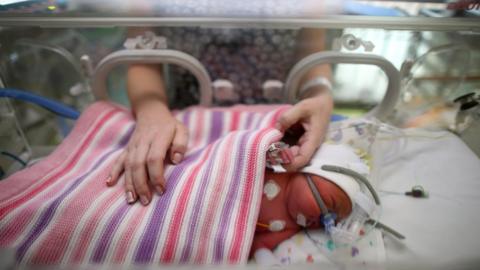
[0,1,480,269]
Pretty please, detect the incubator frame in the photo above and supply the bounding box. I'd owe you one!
[85,31,401,120]
[285,51,400,120]
[92,48,213,106]
[0,15,479,31]
[0,5,479,269]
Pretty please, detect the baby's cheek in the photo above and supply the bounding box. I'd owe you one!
[287,177,322,222]
[328,185,353,220]
[295,211,323,229]
[312,177,353,220]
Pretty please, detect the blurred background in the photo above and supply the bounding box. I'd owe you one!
[0,0,479,178]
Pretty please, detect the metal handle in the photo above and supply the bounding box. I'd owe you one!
[92,49,212,106]
[284,51,400,120]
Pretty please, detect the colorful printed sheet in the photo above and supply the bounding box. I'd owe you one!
[272,228,385,270]
[270,117,387,270]
[0,101,286,266]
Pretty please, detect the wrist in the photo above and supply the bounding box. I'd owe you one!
[134,99,171,120]
[298,76,332,100]
[305,91,334,114]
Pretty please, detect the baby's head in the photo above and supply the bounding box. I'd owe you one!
[286,144,368,228]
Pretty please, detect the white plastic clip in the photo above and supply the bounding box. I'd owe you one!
[124,31,168,50]
[333,34,375,52]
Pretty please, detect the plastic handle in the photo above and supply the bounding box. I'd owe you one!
[284,51,400,120]
[92,49,213,106]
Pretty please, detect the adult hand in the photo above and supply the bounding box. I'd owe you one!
[275,93,333,171]
[106,101,188,205]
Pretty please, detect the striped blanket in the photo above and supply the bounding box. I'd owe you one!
[0,101,286,266]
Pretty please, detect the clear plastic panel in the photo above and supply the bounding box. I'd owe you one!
[0,2,479,268]
[1,23,479,154]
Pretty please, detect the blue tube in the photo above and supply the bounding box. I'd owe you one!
[0,88,345,122]
[0,88,80,119]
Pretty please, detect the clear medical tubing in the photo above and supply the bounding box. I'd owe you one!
[284,51,400,121]
[333,192,375,244]
[367,219,405,239]
[322,164,404,240]
[92,49,213,106]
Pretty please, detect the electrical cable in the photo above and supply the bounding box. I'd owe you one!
[366,219,405,240]
[1,151,27,167]
[380,185,429,199]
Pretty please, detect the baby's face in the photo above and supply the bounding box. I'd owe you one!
[286,173,352,228]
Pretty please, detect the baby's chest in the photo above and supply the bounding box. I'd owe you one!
[256,180,297,233]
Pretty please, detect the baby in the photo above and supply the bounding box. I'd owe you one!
[252,143,366,263]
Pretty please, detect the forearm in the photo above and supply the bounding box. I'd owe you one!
[296,28,333,101]
[127,64,170,119]
[110,30,189,205]
[297,28,331,78]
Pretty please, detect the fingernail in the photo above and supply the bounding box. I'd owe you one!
[140,195,150,206]
[280,151,291,164]
[126,191,135,204]
[172,153,183,164]
[284,149,294,163]
[105,175,112,184]
[155,185,164,195]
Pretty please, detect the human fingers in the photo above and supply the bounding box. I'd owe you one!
[294,131,320,169]
[130,142,152,205]
[124,144,149,205]
[107,150,126,186]
[283,134,316,171]
[275,103,308,132]
[169,122,189,164]
[124,167,136,204]
[283,122,323,171]
[289,115,329,170]
[147,131,175,195]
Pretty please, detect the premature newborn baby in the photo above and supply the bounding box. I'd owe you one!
[252,143,367,262]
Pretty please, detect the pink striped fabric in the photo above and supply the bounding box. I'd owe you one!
[0,101,287,266]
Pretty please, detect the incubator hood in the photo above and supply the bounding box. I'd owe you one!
[1,0,478,158]
[0,1,480,270]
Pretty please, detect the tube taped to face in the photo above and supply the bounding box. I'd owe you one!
[266,141,404,243]
[300,143,382,246]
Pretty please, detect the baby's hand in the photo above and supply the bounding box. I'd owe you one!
[266,142,294,166]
